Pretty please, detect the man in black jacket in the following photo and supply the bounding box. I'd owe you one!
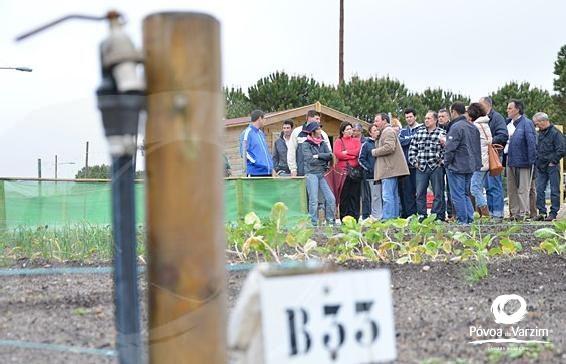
[272,119,294,175]
[479,97,508,219]
[532,112,564,221]
[444,102,482,224]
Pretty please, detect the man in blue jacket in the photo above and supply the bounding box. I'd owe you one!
[506,100,537,220]
[240,110,275,177]
[444,102,482,224]
[398,108,422,217]
[479,97,509,219]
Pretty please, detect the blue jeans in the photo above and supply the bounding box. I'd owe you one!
[536,165,560,216]
[306,174,336,225]
[484,156,504,217]
[382,177,400,219]
[471,171,489,208]
[415,166,445,220]
[447,170,474,224]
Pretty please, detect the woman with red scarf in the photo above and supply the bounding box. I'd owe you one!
[333,121,362,220]
[301,122,336,225]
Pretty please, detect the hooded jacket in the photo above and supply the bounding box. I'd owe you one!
[301,138,333,175]
[287,124,331,176]
[536,124,565,170]
[474,116,493,172]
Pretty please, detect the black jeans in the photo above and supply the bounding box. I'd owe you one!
[399,168,417,218]
[416,166,446,220]
[444,168,453,217]
[340,176,362,220]
[361,175,372,219]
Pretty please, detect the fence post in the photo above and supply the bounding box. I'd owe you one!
[0,180,6,231]
[143,12,226,363]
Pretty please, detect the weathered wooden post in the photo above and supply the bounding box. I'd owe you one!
[143,12,226,363]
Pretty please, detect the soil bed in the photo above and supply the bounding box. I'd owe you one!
[1,252,565,363]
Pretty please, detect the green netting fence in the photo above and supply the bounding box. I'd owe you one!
[0,178,307,229]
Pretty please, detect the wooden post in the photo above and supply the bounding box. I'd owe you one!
[85,141,89,172]
[143,13,226,363]
[37,158,42,178]
[0,180,6,231]
[339,0,344,84]
[55,154,58,179]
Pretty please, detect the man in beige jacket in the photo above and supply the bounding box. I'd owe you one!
[372,113,410,219]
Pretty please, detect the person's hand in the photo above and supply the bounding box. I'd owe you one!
[342,150,348,155]
[314,154,319,159]
[291,170,297,177]
[439,135,446,146]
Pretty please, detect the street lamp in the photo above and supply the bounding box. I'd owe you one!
[54,155,76,179]
[0,66,32,72]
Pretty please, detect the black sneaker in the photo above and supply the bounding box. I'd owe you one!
[533,214,547,221]
[545,214,557,222]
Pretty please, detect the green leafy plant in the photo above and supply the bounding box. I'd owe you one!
[226,202,315,263]
[534,220,566,255]
[465,259,489,283]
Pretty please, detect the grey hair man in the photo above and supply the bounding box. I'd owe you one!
[532,112,564,221]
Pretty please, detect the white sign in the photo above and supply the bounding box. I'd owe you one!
[259,269,396,364]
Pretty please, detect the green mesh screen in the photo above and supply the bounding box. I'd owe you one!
[0,178,307,228]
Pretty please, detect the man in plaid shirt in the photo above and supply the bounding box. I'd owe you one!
[408,111,446,221]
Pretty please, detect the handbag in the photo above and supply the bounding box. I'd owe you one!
[340,138,363,181]
[479,124,504,176]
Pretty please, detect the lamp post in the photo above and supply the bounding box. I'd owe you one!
[16,12,143,363]
[54,155,76,179]
[0,66,32,72]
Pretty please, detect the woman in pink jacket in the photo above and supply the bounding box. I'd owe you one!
[333,121,362,220]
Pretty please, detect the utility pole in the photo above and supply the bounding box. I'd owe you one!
[37,158,42,179]
[85,141,89,174]
[339,0,344,84]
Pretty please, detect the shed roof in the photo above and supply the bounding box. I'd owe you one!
[224,101,368,128]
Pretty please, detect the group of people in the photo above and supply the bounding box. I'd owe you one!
[239,97,564,225]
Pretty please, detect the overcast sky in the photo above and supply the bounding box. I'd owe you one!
[1,0,564,178]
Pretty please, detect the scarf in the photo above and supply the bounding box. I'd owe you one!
[307,135,323,145]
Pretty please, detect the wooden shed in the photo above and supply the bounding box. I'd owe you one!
[224,102,367,175]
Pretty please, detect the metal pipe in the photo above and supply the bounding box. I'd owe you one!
[111,154,141,364]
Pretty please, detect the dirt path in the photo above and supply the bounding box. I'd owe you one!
[1,253,565,363]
